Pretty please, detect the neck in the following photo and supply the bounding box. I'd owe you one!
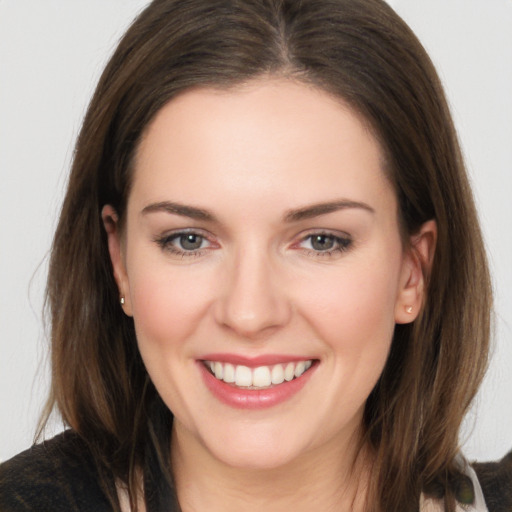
[171,420,371,512]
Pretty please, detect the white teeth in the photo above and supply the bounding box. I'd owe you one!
[205,360,314,388]
[271,364,285,385]
[223,363,235,383]
[214,361,223,380]
[253,366,271,387]
[235,365,252,387]
[284,362,295,381]
[294,361,306,378]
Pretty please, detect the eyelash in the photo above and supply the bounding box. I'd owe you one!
[154,230,353,258]
[296,232,353,257]
[154,230,213,258]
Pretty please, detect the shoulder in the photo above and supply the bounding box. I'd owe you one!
[472,451,512,512]
[0,430,115,511]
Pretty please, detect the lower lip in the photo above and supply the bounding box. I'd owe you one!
[199,361,317,410]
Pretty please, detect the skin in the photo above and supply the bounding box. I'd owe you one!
[103,78,436,511]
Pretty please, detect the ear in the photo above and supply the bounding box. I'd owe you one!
[394,220,437,324]
[101,205,133,316]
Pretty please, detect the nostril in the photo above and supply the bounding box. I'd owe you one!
[213,292,291,338]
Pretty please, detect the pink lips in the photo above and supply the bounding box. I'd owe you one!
[198,354,317,410]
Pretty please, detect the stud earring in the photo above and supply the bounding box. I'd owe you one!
[405,306,413,314]
[120,297,125,305]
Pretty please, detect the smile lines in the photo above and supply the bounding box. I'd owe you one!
[204,360,314,389]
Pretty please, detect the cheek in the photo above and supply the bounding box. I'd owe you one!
[127,263,214,355]
[297,253,401,367]
[126,264,217,411]
[304,262,398,328]
[296,262,399,423]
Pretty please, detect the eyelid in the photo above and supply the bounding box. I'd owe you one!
[154,228,219,257]
[291,229,353,256]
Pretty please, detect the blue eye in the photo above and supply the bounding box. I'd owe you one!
[310,234,336,251]
[177,233,205,251]
[155,231,210,256]
[300,233,352,255]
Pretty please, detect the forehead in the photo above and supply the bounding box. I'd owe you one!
[131,78,395,218]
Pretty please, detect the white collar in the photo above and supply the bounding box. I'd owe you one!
[420,458,488,512]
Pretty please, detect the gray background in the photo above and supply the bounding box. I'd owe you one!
[1,0,511,463]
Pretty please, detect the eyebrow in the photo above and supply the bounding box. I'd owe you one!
[141,198,374,223]
[141,201,216,221]
[283,199,375,222]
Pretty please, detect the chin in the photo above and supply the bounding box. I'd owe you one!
[209,443,303,471]
[197,423,315,471]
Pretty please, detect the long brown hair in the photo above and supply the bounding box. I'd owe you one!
[41,0,491,510]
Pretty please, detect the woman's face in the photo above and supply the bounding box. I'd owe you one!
[105,79,432,470]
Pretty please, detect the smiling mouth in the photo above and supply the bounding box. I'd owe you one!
[202,360,315,389]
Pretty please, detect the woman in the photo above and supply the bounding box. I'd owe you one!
[0,0,509,511]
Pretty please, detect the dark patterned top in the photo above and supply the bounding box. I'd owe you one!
[1,431,511,511]
[0,431,113,511]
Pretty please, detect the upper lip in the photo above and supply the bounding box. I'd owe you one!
[200,353,316,367]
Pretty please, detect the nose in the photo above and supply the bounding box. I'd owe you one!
[213,246,292,339]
